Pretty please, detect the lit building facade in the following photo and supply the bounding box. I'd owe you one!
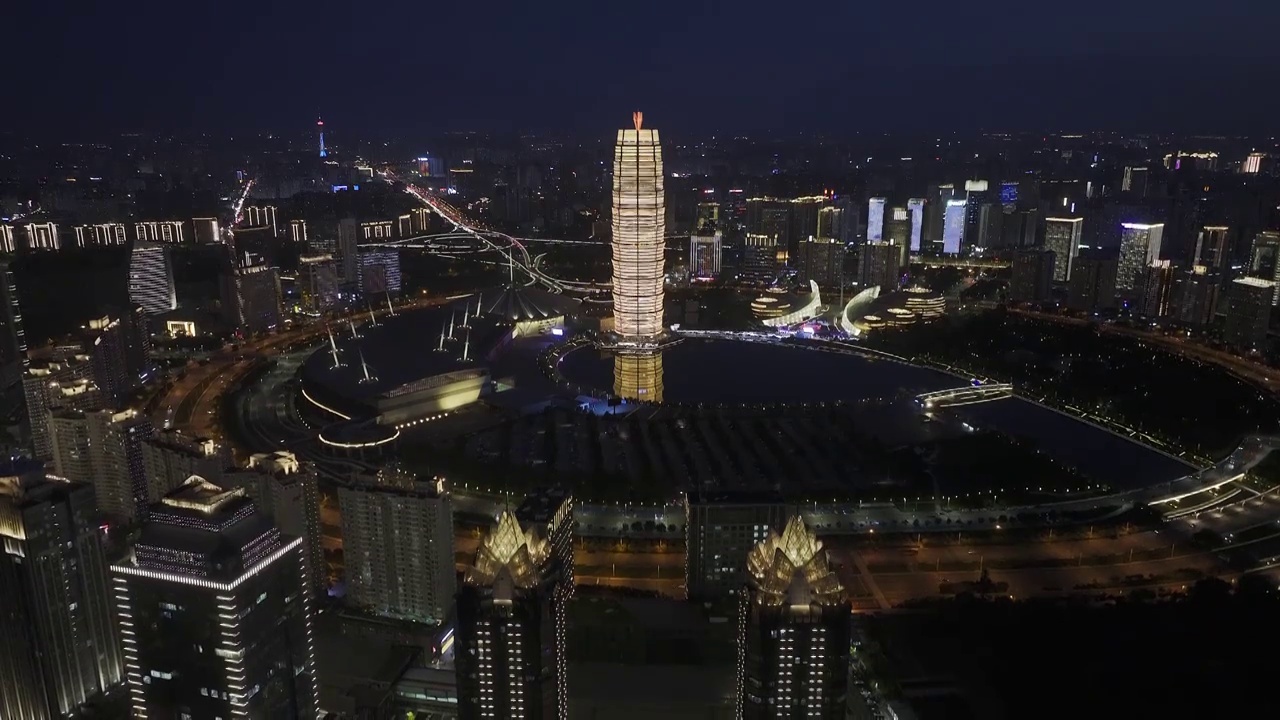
[685,494,787,599]
[1117,222,1164,291]
[866,197,886,242]
[193,217,220,244]
[1138,260,1175,318]
[0,225,15,253]
[1243,152,1264,174]
[289,219,307,245]
[49,408,153,524]
[941,199,966,255]
[1224,277,1275,352]
[736,516,849,719]
[797,237,846,287]
[0,459,123,720]
[297,254,340,313]
[74,223,128,247]
[906,198,925,252]
[1009,249,1055,304]
[690,232,722,279]
[129,242,177,315]
[1171,266,1221,327]
[142,429,230,504]
[111,477,320,720]
[1249,231,1280,305]
[611,113,666,342]
[0,259,27,389]
[135,220,184,244]
[244,205,278,234]
[1044,217,1084,282]
[613,349,664,403]
[223,260,283,333]
[1194,226,1229,270]
[455,510,571,720]
[226,451,325,595]
[357,249,402,296]
[859,241,902,292]
[25,222,59,251]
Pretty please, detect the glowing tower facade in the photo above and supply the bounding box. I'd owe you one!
[611,112,666,343]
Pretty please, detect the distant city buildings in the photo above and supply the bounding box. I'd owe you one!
[49,407,153,523]
[941,199,966,255]
[1224,277,1275,352]
[135,220,184,244]
[1137,260,1175,318]
[357,249,402,297]
[298,254,340,314]
[1242,152,1265,174]
[226,451,325,594]
[0,259,27,389]
[611,112,666,342]
[1194,226,1230,270]
[141,429,230,503]
[289,218,308,245]
[1117,222,1164,292]
[25,222,60,251]
[689,231,722,280]
[1009,249,1055,304]
[796,237,845,287]
[1170,265,1221,327]
[866,197,886,242]
[1249,230,1280,304]
[685,495,786,598]
[1044,217,1084,282]
[859,241,903,292]
[1066,251,1119,313]
[222,255,283,333]
[192,217,220,244]
[128,242,177,315]
[906,198,925,252]
[244,205,278,234]
[73,222,128,247]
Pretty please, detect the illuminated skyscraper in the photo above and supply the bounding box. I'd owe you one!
[455,510,571,720]
[689,232,722,279]
[0,458,123,720]
[611,112,666,342]
[1249,231,1280,304]
[941,199,967,255]
[24,222,59,251]
[1224,277,1275,351]
[193,217,220,244]
[1044,217,1084,282]
[1242,152,1264,174]
[289,219,308,245]
[866,197,886,242]
[297,254,340,313]
[1117,223,1164,291]
[0,225,15,253]
[1194,226,1229,270]
[112,477,320,720]
[128,242,177,315]
[613,349,664,402]
[735,516,849,719]
[906,198,925,252]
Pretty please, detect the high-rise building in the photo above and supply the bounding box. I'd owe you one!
[193,217,220,244]
[796,237,845,287]
[82,312,149,405]
[685,494,787,599]
[923,184,955,248]
[816,206,844,242]
[222,257,283,333]
[357,249,403,296]
[1009,249,1055,304]
[135,220,184,244]
[455,510,570,720]
[1194,226,1230,270]
[338,467,454,623]
[1223,277,1275,351]
[941,199,967,255]
[142,429,230,503]
[975,202,1003,249]
[0,459,123,720]
[111,477,321,719]
[1249,231,1280,305]
[1044,217,1084,282]
[25,222,59,251]
[696,202,720,230]
[50,408,154,524]
[297,254,340,314]
[906,198,925,252]
[613,349,664,402]
[0,224,15,253]
[1122,166,1150,196]
[0,259,27,389]
[398,213,413,238]
[23,353,99,460]
[884,207,911,250]
[1066,251,1119,313]
[866,197,886,242]
[244,205,278,234]
[410,208,432,234]
[611,112,666,342]
[740,234,783,285]
[736,516,849,719]
[288,218,307,245]
[1001,208,1039,249]
[73,223,128,247]
[745,198,790,246]
[1137,260,1176,318]
[963,180,991,247]
[338,218,359,283]
[1171,265,1221,326]
[1242,152,1265,174]
[128,242,177,315]
[689,232,722,279]
[1117,222,1164,291]
[361,220,395,240]
[859,241,902,292]
[788,196,828,256]
[226,451,325,594]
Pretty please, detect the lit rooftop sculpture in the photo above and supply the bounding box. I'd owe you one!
[465,511,549,591]
[745,516,843,607]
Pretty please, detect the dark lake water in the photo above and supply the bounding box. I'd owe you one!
[559,338,1194,491]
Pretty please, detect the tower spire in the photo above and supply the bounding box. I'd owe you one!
[633,110,643,130]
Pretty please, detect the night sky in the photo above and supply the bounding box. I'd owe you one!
[10,0,1279,136]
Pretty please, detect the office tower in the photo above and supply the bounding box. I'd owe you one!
[193,217,220,244]
[338,217,359,283]
[143,429,229,501]
[286,218,308,246]
[0,259,27,389]
[135,220,184,244]
[685,494,788,598]
[816,206,844,243]
[338,467,454,623]
[963,180,991,246]
[0,224,15,253]
[858,241,903,292]
[244,205,278,234]
[788,196,828,256]
[222,257,283,333]
[128,242,177,315]
[1001,208,1039,248]
[1171,265,1221,326]
[1194,226,1229,270]
[1122,166,1150,196]
[1242,153,1264,174]
[226,452,325,594]
[357,249,403,296]
[746,198,791,246]
[82,313,148,405]
[410,207,432,234]
[866,197,886,241]
[50,408,154,524]
[884,207,911,250]
[975,202,1003,249]
[611,112,666,342]
[1000,181,1019,212]
[1117,223,1164,291]
[73,223,128,247]
[23,355,99,461]
[1249,231,1280,304]
[1137,260,1175,318]
[736,516,849,720]
[297,254,340,313]
[0,459,123,720]
[923,184,955,247]
[741,234,783,285]
[1066,251,1119,313]
[1009,250,1055,304]
[906,198,925,252]
[25,222,59,251]
[796,238,845,287]
[513,488,575,596]
[942,199,967,255]
[1223,277,1275,351]
[361,220,394,240]
[1044,217,1084,282]
[613,348,664,402]
[112,477,320,719]
[455,510,570,720]
[696,201,720,229]
[689,231,722,279]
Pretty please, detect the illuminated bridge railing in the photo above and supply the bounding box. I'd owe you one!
[916,383,1014,407]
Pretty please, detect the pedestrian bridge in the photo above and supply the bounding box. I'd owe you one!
[916,383,1014,408]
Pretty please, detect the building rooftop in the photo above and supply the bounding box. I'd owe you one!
[745,516,843,607]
